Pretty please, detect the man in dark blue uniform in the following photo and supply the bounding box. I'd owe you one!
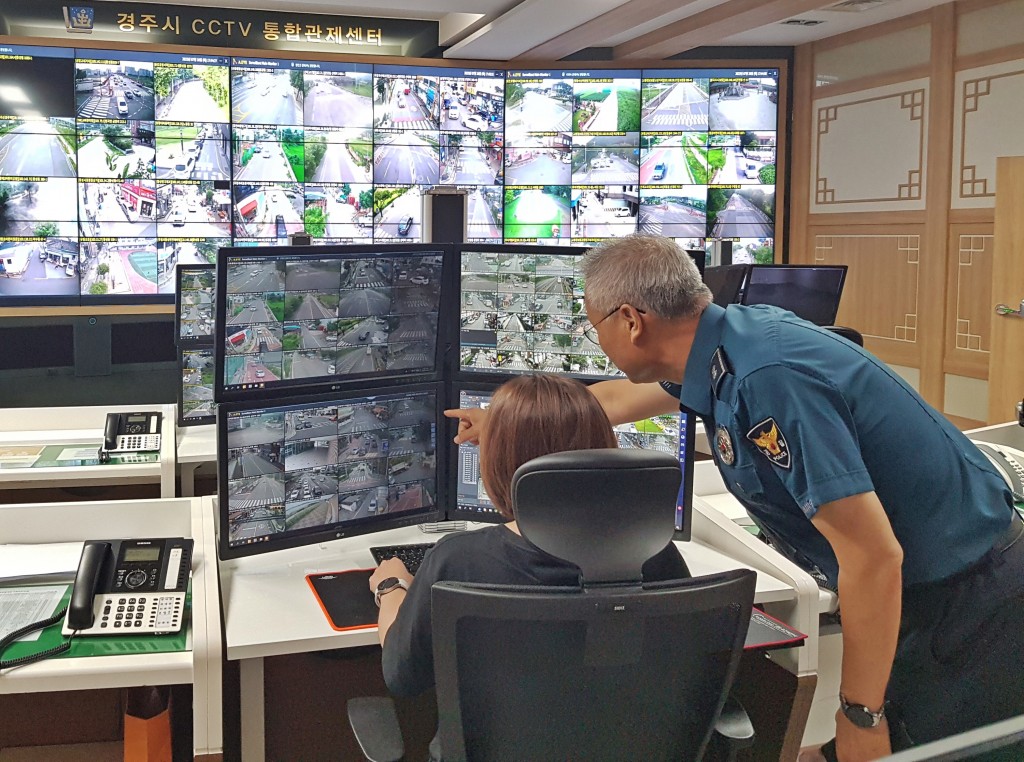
[446,235,1024,761]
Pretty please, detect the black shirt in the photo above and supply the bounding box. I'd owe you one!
[381,524,690,697]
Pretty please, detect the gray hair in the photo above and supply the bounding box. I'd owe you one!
[581,235,712,319]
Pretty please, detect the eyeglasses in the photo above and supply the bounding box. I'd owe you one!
[581,305,646,345]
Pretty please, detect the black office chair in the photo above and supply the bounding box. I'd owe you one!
[348,449,757,762]
[824,325,864,346]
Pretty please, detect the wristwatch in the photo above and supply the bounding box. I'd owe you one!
[839,694,886,728]
[374,577,409,607]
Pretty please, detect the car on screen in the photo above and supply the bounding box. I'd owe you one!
[170,209,186,227]
[65,263,76,276]
[447,106,459,119]
[652,162,668,180]
[462,114,487,131]
[275,214,287,238]
[397,216,414,236]
[743,161,760,180]
[173,162,190,180]
[116,96,129,116]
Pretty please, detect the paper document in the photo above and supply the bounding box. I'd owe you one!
[0,542,83,584]
[0,585,68,642]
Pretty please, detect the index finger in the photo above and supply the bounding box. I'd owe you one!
[443,408,472,419]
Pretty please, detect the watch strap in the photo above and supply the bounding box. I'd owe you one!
[374,578,409,607]
[839,693,885,728]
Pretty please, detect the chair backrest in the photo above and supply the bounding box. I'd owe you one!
[428,448,755,761]
[430,570,756,761]
[510,448,682,585]
[824,325,864,347]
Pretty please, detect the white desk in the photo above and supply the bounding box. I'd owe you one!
[0,404,176,498]
[214,494,814,761]
[0,497,222,759]
[176,424,217,498]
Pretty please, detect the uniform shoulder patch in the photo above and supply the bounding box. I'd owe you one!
[746,417,791,469]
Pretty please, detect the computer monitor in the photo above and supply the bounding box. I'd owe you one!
[456,243,625,379]
[448,380,695,540]
[178,347,216,427]
[685,249,706,279]
[213,243,451,403]
[216,382,444,560]
[703,264,750,307]
[176,264,215,347]
[739,264,848,326]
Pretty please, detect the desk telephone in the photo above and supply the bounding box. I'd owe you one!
[973,441,1024,502]
[62,538,192,636]
[98,411,162,463]
[0,537,192,671]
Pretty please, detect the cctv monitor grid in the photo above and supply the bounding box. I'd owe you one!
[222,388,440,551]
[0,43,778,304]
[180,347,216,425]
[459,247,621,378]
[219,250,444,397]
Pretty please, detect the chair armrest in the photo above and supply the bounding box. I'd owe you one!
[347,696,406,762]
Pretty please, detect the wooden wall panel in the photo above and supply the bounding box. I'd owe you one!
[810,229,924,368]
[944,223,994,378]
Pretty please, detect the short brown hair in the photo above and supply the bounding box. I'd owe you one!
[479,374,617,519]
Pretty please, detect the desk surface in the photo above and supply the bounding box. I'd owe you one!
[177,424,216,464]
[218,519,797,662]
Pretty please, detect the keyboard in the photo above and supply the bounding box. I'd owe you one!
[369,543,436,575]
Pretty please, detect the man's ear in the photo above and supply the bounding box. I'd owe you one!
[621,304,645,343]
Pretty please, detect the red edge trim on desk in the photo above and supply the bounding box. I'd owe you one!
[745,607,808,651]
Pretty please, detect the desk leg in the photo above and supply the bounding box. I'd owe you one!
[180,464,198,498]
[239,657,265,762]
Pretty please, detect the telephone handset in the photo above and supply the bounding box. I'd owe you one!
[62,538,193,636]
[98,411,162,463]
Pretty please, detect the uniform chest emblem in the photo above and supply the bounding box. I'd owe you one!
[715,425,735,465]
[746,417,791,469]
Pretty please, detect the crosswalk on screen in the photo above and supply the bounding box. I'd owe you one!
[217,246,445,400]
[0,40,778,305]
[220,385,441,556]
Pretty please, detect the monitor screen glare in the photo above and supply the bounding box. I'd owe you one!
[221,386,441,556]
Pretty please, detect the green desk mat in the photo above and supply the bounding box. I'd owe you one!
[3,585,190,662]
[0,443,158,470]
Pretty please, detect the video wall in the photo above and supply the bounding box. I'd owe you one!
[0,42,779,305]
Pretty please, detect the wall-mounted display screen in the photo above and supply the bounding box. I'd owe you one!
[214,243,449,402]
[217,384,443,558]
[0,42,779,306]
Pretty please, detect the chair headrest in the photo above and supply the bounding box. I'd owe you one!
[511,449,681,584]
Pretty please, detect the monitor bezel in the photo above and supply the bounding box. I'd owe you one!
[175,263,216,348]
[213,242,454,405]
[739,263,849,326]
[453,241,621,384]
[216,381,447,561]
[177,347,217,428]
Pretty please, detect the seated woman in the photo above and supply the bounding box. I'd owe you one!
[369,373,689,701]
